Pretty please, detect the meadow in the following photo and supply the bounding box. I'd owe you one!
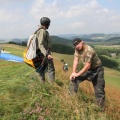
[0,44,120,120]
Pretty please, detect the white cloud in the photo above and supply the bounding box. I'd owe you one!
[71,22,85,28]
[0,9,23,23]
[54,0,100,18]
[0,0,28,3]
[59,5,87,18]
[0,0,120,38]
[30,0,60,19]
[30,0,101,19]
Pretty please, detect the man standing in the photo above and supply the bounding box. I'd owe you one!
[63,62,68,72]
[69,38,105,109]
[36,17,55,83]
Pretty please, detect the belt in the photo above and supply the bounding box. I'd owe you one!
[90,65,102,71]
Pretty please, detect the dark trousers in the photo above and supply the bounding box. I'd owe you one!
[37,59,55,83]
[69,66,105,107]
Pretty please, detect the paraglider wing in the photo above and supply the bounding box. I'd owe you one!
[0,53,23,62]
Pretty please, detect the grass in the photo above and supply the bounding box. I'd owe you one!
[94,44,120,49]
[52,50,120,89]
[53,52,74,67]
[104,67,120,89]
[0,44,120,120]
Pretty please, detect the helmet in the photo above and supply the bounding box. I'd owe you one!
[40,17,51,28]
[65,63,68,66]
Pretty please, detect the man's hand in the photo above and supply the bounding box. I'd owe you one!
[47,55,53,59]
[69,72,79,80]
[70,75,75,81]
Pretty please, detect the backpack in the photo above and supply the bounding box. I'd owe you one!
[23,28,47,69]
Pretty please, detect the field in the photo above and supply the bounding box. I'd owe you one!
[0,44,120,120]
[53,50,120,89]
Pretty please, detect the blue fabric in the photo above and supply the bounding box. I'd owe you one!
[0,53,23,62]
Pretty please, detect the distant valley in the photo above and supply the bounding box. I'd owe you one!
[0,33,120,45]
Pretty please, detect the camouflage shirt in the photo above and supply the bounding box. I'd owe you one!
[74,44,102,69]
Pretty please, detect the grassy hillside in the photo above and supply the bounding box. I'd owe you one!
[52,51,120,89]
[0,44,120,120]
[105,37,120,43]
[51,36,73,47]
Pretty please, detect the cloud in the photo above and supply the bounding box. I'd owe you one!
[70,22,85,28]
[0,0,120,38]
[30,0,100,19]
[0,0,28,3]
[30,0,60,19]
[0,9,23,23]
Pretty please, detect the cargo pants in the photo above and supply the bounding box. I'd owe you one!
[69,66,105,107]
[37,59,55,83]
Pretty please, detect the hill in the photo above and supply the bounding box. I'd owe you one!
[10,35,120,45]
[1,33,120,45]
[0,44,120,120]
[51,36,72,46]
[59,33,120,41]
[105,37,120,44]
[11,38,28,44]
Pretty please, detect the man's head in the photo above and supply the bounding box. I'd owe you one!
[72,38,84,50]
[40,17,51,29]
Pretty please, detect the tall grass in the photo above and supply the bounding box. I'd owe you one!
[0,44,120,120]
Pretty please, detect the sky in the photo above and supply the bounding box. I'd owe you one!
[0,0,120,39]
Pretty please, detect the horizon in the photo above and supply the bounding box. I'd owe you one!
[0,32,120,40]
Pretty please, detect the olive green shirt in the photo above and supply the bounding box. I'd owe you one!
[36,26,51,56]
[74,44,102,69]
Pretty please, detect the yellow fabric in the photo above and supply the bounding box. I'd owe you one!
[23,48,35,68]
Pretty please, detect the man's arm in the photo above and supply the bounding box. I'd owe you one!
[70,62,91,80]
[70,56,79,80]
[73,56,79,72]
[77,62,91,76]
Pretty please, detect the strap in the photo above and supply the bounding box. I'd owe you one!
[34,27,41,34]
[35,27,50,55]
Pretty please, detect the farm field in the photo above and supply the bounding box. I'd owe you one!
[94,44,120,49]
[0,44,120,120]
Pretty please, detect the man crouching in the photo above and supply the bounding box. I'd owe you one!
[69,38,105,110]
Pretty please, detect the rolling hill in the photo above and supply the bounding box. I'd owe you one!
[51,36,73,46]
[1,33,120,45]
[105,37,120,43]
[0,44,120,120]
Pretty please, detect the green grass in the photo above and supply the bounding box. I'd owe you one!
[94,44,120,49]
[104,67,120,89]
[0,44,25,57]
[53,52,74,67]
[0,44,120,120]
[0,61,107,120]
[53,51,120,89]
